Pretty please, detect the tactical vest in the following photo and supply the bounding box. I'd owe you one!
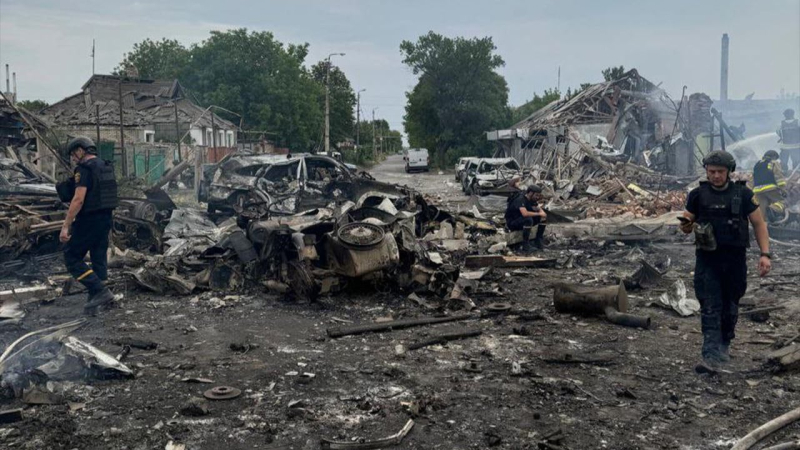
[753,160,778,191]
[695,181,750,248]
[80,158,119,213]
[781,119,800,148]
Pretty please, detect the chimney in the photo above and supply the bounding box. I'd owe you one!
[720,33,729,103]
[4,64,9,95]
[12,72,16,103]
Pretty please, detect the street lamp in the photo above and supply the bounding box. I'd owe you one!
[356,88,365,150]
[325,52,345,156]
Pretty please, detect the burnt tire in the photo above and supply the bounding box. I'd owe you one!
[131,201,158,222]
[288,260,319,302]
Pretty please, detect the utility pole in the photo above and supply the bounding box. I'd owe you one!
[324,52,345,156]
[356,89,365,152]
[118,77,126,176]
[174,103,182,162]
[211,113,217,162]
[95,104,101,145]
[372,108,378,160]
[91,39,96,75]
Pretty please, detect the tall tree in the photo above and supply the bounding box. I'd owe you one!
[119,30,324,150]
[310,62,356,149]
[401,32,510,167]
[16,99,49,113]
[116,38,190,79]
[602,65,626,82]
[512,88,561,124]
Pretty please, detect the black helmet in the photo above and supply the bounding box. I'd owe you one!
[785,108,795,118]
[66,136,97,155]
[702,151,736,172]
[764,150,780,161]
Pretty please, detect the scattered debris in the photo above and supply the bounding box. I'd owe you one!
[327,314,474,338]
[320,419,414,450]
[657,279,700,316]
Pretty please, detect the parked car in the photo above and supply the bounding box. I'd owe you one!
[404,148,429,173]
[454,157,479,183]
[462,157,522,196]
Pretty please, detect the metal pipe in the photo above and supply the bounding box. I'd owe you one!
[604,307,651,329]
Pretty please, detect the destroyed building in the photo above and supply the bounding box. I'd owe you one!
[41,75,239,148]
[488,69,679,175]
[38,75,240,179]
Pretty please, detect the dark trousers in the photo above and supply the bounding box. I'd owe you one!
[693,248,747,359]
[507,216,544,242]
[64,212,112,295]
[780,148,800,172]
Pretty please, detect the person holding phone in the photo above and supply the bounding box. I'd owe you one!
[680,151,771,373]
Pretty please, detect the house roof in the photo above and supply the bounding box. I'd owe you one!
[512,69,666,131]
[40,75,237,130]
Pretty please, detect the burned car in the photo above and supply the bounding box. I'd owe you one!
[462,157,522,196]
[200,154,289,213]
[203,153,408,217]
[454,157,479,183]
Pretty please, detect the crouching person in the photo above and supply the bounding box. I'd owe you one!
[505,185,547,252]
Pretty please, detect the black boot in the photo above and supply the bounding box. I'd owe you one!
[85,287,114,313]
[532,224,546,250]
[520,226,532,253]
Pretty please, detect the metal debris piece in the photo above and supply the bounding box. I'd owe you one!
[485,303,512,313]
[657,279,700,317]
[320,419,414,450]
[203,385,242,400]
[337,222,385,248]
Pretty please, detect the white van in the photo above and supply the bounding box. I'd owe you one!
[404,148,429,173]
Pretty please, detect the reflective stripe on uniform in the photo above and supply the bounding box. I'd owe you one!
[77,269,94,281]
[771,202,786,212]
[753,183,778,193]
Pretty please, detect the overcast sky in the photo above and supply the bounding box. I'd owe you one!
[1,0,799,136]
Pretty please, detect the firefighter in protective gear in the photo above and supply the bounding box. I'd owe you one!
[753,150,788,222]
[680,151,772,373]
[59,136,119,314]
[777,108,800,171]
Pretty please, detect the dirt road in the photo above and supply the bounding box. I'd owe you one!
[371,154,465,205]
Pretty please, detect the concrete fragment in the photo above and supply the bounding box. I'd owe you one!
[488,242,506,254]
[181,397,209,416]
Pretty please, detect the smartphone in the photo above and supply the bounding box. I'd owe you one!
[677,217,691,224]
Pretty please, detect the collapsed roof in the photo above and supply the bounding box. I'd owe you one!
[513,69,668,131]
[40,75,237,130]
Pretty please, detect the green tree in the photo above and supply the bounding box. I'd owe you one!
[401,32,510,167]
[602,65,626,82]
[116,38,190,79]
[16,99,49,113]
[183,29,323,150]
[512,88,561,124]
[310,62,356,148]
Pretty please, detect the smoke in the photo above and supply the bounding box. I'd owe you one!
[727,132,781,170]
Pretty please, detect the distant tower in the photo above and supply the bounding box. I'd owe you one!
[720,33,729,103]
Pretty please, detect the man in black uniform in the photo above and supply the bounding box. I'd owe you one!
[505,185,547,252]
[680,151,771,373]
[58,137,119,314]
